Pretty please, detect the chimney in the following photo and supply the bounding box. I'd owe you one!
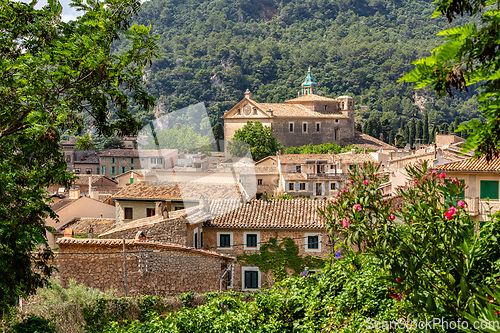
[63,228,74,238]
[90,187,99,200]
[88,176,92,196]
[351,149,356,155]
[88,224,94,239]
[155,201,168,218]
[69,187,80,199]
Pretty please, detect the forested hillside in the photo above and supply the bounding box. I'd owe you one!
[117,0,478,142]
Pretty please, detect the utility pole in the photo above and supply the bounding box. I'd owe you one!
[123,239,128,297]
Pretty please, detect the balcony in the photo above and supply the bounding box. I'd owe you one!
[306,172,345,180]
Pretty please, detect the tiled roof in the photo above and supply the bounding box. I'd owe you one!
[113,181,247,201]
[341,131,395,151]
[56,217,116,235]
[50,198,78,212]
[279,154,332,164]
[285,94,337,103]
[432,155,500,172]
[205,199,329,230]
[56,238,234,260]
[335,152,378,164]
[72,174,117,186]
[258,102,348,118]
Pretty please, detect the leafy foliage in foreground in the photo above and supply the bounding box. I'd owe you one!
[102,255,406,332]
[0,0,156,311]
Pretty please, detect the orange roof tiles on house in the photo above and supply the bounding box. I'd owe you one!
[341,131,395,151]
[112,181,247,201]
[335,152,378,164]
[72,174,117,186]
[56,238,235,260]
[278,154,333,164]
[258,102,348,118]
[285,94,338,103]
[205,199,329,230]
[282,173,307,181]
[56,217,116,235]
[432,155,500,172]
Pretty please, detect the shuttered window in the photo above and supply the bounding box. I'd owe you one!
[244,271,258,289]
[246,234,257,248]
[220,234,231,248]
[124,207,133,220]
[308,236,319,249]
[480,180,499,200]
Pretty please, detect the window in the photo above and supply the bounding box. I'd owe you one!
[151,157,163,164]
[289,122,294,133]
[300,183,306,191]
[295,165,301,173]
[244,231,260,250]
[288,182,294,191]
[101,166,105,175]
[122,158,126,161]
[124,207,133,220]
[146,208,155,217]
[130,178,134,184]
[130,158,135,164]
[200,230,203,248]
[316,122,320,132]
[305,233,321,252]
[100,157,106,162]
[308,236,319,249]
[257,179,263,185]
[218,233,232,248]
[194,228,199,249]
[335,119,339,123]
[85,168,92,174]
[330,182,338,190]
[242,267,261,290]
[349,164,357,171]
[480,180,499,200]
[111,157,116,163]
[302,122,308,133]
[74,168,81,174]
[121,167,126,174]
[111,166,116,175]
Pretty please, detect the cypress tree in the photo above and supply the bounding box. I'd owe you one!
[409,118,416,147]
[423,111,429,144]
[416,119,423,144]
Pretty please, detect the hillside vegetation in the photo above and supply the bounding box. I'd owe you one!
[115,0,478,137]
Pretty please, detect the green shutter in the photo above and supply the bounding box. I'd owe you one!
[480,180,499,200]
[245,271,258,289]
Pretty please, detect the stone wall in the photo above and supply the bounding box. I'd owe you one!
[57,240,233,297]
[100,215,202,248]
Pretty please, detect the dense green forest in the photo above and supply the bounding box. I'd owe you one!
[112,0,479,145]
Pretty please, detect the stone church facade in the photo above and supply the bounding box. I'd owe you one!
[222,68,355,149]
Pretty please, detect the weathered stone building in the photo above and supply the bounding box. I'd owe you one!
[56,237,234,297]
[223,68,355,149]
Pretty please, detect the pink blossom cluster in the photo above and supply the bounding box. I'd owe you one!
[444,206,457,220]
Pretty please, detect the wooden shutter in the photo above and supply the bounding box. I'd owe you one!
[480,180,499,200]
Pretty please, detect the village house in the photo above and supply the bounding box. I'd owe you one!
[45,188,116,248]
[73,152,100,175]
[111,181,249,225]
[432,155,500,222]
[47,174,119,196]
[202,199,332,291]
[56,236,234,297]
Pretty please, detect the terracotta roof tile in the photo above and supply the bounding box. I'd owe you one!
[56,218,116,235]
[335,152,378,164]
[99,149,139,157]
[205,199,329,230]
[432,155,500,172]
[278,154,333,164]
[113,181,247,201]
[72,174,117,186]
[285,94,338,103]
[341,131,395,150]
[282,173,307,181]
[257,102,348,118]
[56,238,234,259]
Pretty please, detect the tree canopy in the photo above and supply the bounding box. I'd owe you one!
[0,0,156,310]
[401,0,500,158]
[227,121,281,161]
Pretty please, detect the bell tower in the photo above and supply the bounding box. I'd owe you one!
[300,67,317,96]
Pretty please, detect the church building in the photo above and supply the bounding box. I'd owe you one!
[222,68,356,149]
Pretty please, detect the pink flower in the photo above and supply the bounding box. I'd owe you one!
[452,178,457,183]
[458,200,466,208]
[370,181,373,184]
[354,204,362,211]
[389,214,395,221]
[440,173,446,179]
[448,206,457,215]
[363,180,369,185]
[350,179,354,184]
[396,278,403,283]
[343,219,349,228]
[396,294,404,302]
[431,170,437,176]
[335,192,340,198]
[411,220,414,224]
[444,212,453,220]
[344,189,348,193]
